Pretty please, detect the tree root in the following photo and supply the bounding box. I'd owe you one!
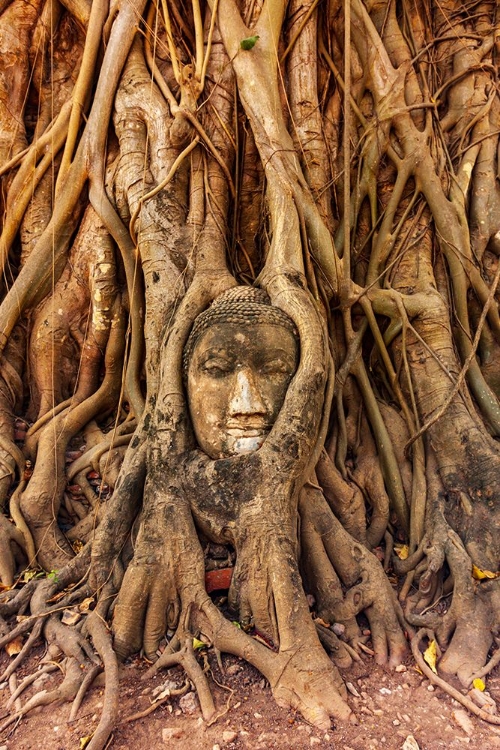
[145,630,216,721]
[119,679,190,724]
[410,628,500,726]
[0,657,85,734]
[85,613,119,750]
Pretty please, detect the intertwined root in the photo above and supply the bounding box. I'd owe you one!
[403,510,499,687]
[300,485,408,668]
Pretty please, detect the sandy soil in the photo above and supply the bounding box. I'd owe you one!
[1,641,499,750]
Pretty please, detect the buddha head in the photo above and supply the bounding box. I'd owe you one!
[184,287,299,460]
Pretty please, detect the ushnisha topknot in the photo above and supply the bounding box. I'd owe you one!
[183,286,298,375]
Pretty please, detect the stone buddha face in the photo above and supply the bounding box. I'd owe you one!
[185,292,298,460]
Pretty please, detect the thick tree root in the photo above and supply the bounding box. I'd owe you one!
[410,628,500,726]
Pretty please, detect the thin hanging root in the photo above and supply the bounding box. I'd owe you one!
[0,618,44,683]
[410,629,500,725]
[0,658,85,733]
[145,636,216,720]
[69,663,103,721]
[119,680,190,724]
[6,663,60,708]
[85,614,119,750]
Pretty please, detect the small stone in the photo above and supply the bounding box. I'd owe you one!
[452,709,474,736]
[402,736,420,750]
[141,686,152,695]
[310,738,321,746]
[372,709,383,716]
[393,719,400,726]
[162,727,183,742]
[324,734,330,742]
[222,730,238,742]
[332,622,346,636]
[379,687,392,695]
[395,664,407,672]
[254,712,262,719]
[53,726,59,732]
[213,745,221,750]
[402,714,411,722]
[259,679,266,689]
[226,664,242,676]
[346,682,361,698]
[179,692,199,715]
[152,679,179,697]
[427,684,435,692]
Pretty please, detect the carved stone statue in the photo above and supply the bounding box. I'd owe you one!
[183,287,299,459]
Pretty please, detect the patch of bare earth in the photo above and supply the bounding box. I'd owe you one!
[1,645,499,750]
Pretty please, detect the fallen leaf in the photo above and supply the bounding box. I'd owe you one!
[61,609,81,626]
[395,544,409,560]
[78,597,94,613]
[423,639,438,674]
[5,636,23,656]
[472,564,500,581]
[79,735,93,749]
[192,638,205,650]
[473,677,486,691]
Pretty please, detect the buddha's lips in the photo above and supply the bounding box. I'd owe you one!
[225,422,271,437]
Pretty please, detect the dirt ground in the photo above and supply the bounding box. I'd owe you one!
[0,640,499,750]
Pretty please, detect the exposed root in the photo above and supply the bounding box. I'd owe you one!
[85,612,120,750]
[145,631,216,721]
[0,658,86,734]
[69,663,103,721]
[410,628,500,726]
[119,679,189,724]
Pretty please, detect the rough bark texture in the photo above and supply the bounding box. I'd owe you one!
[0,0,499,745]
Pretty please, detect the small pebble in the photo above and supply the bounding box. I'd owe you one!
[222,730,238,742]
[427,684,435,691]
[254,712,262,719]
[226,664,242,676]
[162,727,183,741]
[179,692,199,715]
[379,687,392,695]
[395,664,407,672]
[213,745,221,750]
[310,738,321,747]
[393,719,400,726]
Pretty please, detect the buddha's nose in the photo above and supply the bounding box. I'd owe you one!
[228,368,266,416]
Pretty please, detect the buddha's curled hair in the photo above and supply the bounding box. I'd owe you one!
[182,286,298,376]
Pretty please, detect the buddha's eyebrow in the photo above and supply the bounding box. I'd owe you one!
[197,347,234,358]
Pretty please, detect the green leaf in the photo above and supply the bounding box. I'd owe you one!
[240,35,259,51]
